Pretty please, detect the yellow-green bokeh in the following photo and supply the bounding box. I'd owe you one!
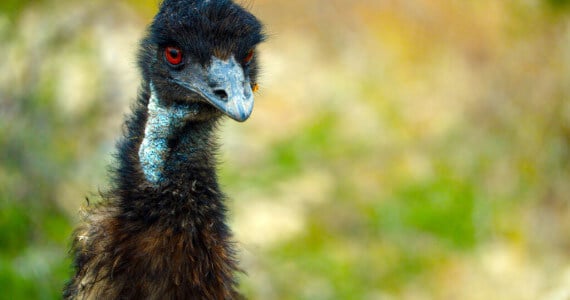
[1,0,569,299]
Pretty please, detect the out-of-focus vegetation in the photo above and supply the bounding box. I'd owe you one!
[1,0,569,299]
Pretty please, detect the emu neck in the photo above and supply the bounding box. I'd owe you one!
[139,83,217,186]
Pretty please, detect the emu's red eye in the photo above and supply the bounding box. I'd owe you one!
[165,46,182,65]
[243,49,254,64]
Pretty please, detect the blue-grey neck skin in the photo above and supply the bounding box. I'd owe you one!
[138,82,197,185]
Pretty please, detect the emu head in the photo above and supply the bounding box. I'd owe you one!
[139,0,265,122]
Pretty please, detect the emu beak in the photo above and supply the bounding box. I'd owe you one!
[204,56,254,121]
[173,56,254,122]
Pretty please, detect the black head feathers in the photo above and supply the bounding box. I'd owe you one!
[150,0,265,65]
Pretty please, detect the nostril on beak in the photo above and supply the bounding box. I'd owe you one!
[213,89,228,100]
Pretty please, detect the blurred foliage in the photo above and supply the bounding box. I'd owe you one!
[0,0,37,20]
[1,0,570,299]
[546,0,570,10]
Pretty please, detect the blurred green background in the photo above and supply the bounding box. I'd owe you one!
[1,0,569,299]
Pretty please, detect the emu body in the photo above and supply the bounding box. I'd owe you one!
[64,0,264,299]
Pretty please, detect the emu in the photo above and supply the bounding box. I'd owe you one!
[64,0,264,298]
